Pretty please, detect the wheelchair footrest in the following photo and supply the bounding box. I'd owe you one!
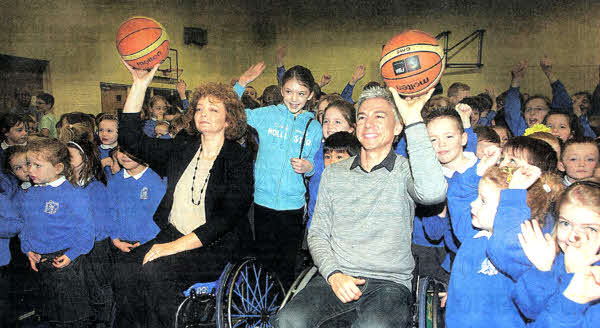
[183,281,219,297]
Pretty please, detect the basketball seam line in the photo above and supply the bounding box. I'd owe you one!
[380,42,440,60]
[117,27,164,52]
[382,55,445,81]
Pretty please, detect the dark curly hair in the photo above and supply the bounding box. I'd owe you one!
[185,83,247,141]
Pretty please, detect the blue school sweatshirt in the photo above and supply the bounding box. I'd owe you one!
[0,193,23,266]
[83,180,117,241]
[108,168,165,244]
[16,177,94,261]
[513,254,600,327]
[98,144,116,180]
[307,141,324,227]
[487,189,555,281]
[235,83,323,210]
[446,160,481,243]
[445,228,525,328]
[446,191,531,328]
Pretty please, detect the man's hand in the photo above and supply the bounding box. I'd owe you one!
[27,251,40,272]
[389,87,435,125]
[350,65,366,86]
[53,254,71,268]
[328,273,366,303]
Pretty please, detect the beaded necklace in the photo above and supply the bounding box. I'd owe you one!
[191,151,212,205]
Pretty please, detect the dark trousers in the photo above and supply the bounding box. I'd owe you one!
[272,274,412,328]
[253,203,304,290]
[113,225,232,328]
[412,244,450,284]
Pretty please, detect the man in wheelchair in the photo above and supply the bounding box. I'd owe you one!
[272,86,447,328]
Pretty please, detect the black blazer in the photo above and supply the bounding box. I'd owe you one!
[118,113,254,250]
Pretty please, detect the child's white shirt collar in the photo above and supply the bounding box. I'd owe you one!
[34,176,66,187]
[473,230,492,239]
[100,142,117,150]
[442,151,478,178]
[563,175,573,187]
[123,167,148,180]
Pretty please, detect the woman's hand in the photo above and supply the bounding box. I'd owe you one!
[113,238,140,253]
[121,58,160,88]
[53,254,71,268]
[476,144,501,176]
[509,164,541,190]
[389,87,435,125]
[27,251,41,272]
[290,158,313,174]
[563,265,600,304]
[518,219,557,271]
[239,62,266,87]
[143,243,177,265]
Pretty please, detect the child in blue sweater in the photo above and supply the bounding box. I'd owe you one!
[67,138,116,326]
[17,137,95,325]
[558,138,599,187]
[109,147,165,252]
[446,164,552,328]
[0,193,22,326]
[514,179,600,327]
[2,145,31,198]
[143,95,168,137]
[307,100,356,223]
[97,113,119,179]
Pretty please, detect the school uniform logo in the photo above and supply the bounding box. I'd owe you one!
[478,258,499,276]
[44,200,60,215]
[140,187,149,200]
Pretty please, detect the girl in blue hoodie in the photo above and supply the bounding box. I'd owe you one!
[513,179,600,327]
[234,63,323,288]
[446,163,560,328]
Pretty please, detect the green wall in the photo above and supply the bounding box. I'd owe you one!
[1,0,598,116]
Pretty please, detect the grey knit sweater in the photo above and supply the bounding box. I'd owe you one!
[308,123,447,290]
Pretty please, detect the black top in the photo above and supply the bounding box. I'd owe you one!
[118,113,254,252]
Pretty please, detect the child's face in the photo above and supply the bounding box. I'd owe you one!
[5,122,28,145]
[545,114,572,142]
[322,107,354,139]
[26,151,63,185]
[557,201,600,254]
[471,180,500,231]
[523,98,549,127]
[155,124,169,138]
[9,153,29,182]
[426,117,467,167]
[67,147,84,176]
[35,98,52,113]
[116,151,142,171]
[243,87,257,100]
[499,148,529,169]
[324,150,351,167]
[98,120,118,145]
[559,144,599,182]
[492,126,509,148]
[151,99,167,118]
[281,78,313,115]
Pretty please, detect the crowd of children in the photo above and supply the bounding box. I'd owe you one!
[0,50,599,328]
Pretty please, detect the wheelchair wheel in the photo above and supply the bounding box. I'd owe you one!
[279,266,317,310]
[221,257,285,328]
[417,277,446,328]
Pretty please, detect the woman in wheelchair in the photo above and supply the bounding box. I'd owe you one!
[112,61,254,328]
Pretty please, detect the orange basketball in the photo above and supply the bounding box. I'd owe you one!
[116,17,170,69]
[380,30,445,97]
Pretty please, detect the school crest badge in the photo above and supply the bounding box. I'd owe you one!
[478,258,499,276]
[140,187,149,200]
[44,200,59,215]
